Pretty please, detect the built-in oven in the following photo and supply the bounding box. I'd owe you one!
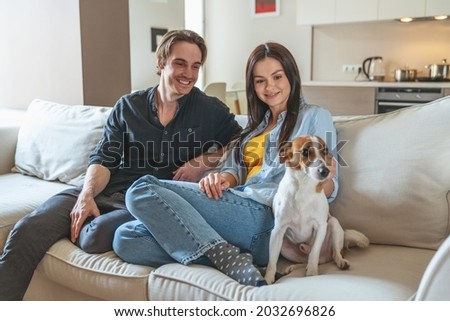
[376,87,444,114]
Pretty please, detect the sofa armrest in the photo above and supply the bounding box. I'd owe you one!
[0,125,20,175]
[415,235,450,300]
[0,108,26,175]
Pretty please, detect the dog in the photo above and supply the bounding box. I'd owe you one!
[265,135,369,284]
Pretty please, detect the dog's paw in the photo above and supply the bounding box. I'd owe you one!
[264,267,277,285]
[264,276,275,285]
[305,265,318,277]
[305,269,318,277]
[264,272,284,285]
[336,258,350,270]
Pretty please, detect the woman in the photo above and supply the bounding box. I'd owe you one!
[113,42,338,286]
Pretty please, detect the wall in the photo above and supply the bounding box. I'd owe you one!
[1,0,204,109]
[129,0,185,91]
[79,0,131,106]
[0,0,132,109]
[4,1,448,109]
[185,0,204,88]
[0,0,83,109]
[203,0,313,87]
[313,19,450,81]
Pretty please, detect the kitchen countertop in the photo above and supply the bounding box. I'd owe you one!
[303,81,450,88]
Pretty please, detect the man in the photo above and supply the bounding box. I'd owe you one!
[0,29,241,300]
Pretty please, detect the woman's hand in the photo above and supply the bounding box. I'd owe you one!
[199,172,236,199]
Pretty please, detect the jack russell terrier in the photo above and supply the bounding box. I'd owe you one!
[265,135,369,284]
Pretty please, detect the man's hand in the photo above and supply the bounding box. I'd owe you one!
[69,164,110,243]
[69,193,100,243]
[173,152,223,182]
[199,172,236,199]
[172,157,206,182]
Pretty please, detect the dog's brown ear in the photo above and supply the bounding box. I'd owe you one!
[279,141,292,164]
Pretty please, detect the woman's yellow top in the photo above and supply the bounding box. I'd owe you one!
[243,131,269,181]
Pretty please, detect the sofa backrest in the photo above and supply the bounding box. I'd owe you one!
[8,97,450,250]
[330,96,450,250]
[235,115,248,128]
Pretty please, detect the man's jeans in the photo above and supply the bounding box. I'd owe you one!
[0,188,133,300]
[113,175,274,268]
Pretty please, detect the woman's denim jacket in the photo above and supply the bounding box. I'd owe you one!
[220,103,338,207]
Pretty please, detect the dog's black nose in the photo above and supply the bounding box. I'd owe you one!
[318,166,330,178]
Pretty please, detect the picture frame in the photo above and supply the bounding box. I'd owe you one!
[251,0,280,18]
[151,27,168,52]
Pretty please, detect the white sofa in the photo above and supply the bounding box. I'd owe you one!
[1,97,449,301]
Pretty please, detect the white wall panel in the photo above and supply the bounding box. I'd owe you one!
[0,0,83,109]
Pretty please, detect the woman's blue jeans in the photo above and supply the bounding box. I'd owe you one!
[113,175,274,268]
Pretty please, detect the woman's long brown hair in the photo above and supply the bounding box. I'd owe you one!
[232,42,303,164]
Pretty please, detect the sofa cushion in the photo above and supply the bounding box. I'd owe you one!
[331,96,450,250]
[13,99,112,186]
[35,239,153,300]
[148,245,435,300]
[0,173,68,249]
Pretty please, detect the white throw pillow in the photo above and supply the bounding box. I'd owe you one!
[13,99,112,186]
[331,96,450,250]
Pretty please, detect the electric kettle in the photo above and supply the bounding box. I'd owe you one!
[362,56,385,81]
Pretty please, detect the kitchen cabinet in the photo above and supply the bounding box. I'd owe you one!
[302,86,376,116]
[335,0,378,23]
[297,0,449,26]
[426,0,450,16]
[297,0,335,25]
[444,88,450,97]
[297,0,378,25]
[378,0,426,20]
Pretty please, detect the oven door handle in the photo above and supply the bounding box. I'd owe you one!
[377,101,414,107]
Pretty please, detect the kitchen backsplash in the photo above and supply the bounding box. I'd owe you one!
[312,19,450,82]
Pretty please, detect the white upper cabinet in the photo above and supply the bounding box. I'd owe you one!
[426,0,450,16]
[297,0,336,25]
[378,0,426,20]
[335,0,378,23]
[297,0,449,25]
